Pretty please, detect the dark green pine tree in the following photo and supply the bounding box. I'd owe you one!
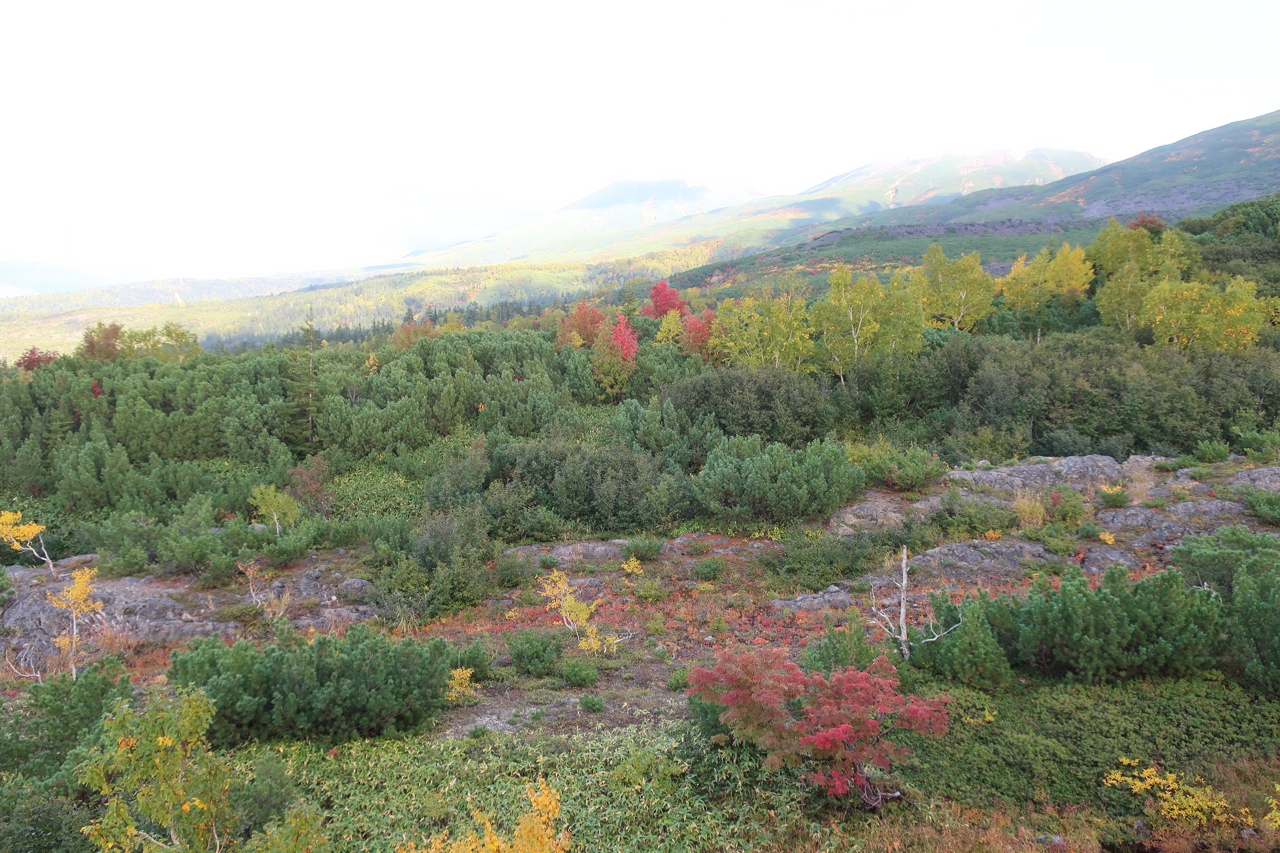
[936,601,1015,692]
[283,315,320,453]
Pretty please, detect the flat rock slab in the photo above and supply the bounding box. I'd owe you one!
[906,540,1052,580]
[1079,545,1137,573]
[948,455,1122,493]
[771,586,856,612]
[1164,499,1244,520]
[1097,507,1164,529]
[827,491,907,534]
[1231,467,1280,493]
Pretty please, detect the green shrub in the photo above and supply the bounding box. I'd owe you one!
[694,436,864,524]
[506,630,563,677]
[1238,430,1280,463]
[986,567,1222,683]
[803,617,877,676]
[928,600,1014,692]
[0,780,96,853]
[579,695,606,713]
[229,752,298,839]
[0,657,132,784]
[1194,440,1230,463]
[763,530,877,592]
[635,579,669,603]
[661,367,833,448]
[1043,487,1086,525]
[211,603,263,625]
[1022,522,1079,556]
[621,536,664,561]
[853,441,949,492]
[538,554,560,570]
[1241,488,1280,525]
[495,554,526,588]
[667,667,690,691]
[692,557,724,581]
[1233,567,1280,696]
[899,678,1280,810]
[167,624,452,746]
[932,489,1018,540]
[1099,485,1130,508]
[453,639,496,682]
[559,657,599,688]
[1170,525,1280,597]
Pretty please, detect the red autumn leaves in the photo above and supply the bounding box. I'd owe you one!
[688,647,948,805]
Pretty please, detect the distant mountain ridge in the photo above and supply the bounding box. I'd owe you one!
[405,150,1104,269]
[857,110,1280,226]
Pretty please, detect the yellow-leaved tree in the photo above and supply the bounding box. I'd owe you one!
[47,567,104,678]
[910,245,995,331]
[1140,276,1269,351]
[0,510,55,574]
[812,265,923,384]
[395,777,569,853]
[998,242,1094,338]
[708,279,814,371]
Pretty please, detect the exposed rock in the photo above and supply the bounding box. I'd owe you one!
[1120,456,1174,479]
[1164,499,1244,520]
[337,577,372,597]
[827,492,906,535]
[1080,546,1136,573]
[948,455,1122,493]
[1133,522,1195,550]
[1097,507,1164,529]
[52,554,99,572]
[904,540,1053,581]
[548,541,623,564]
[771,587,855,612]
[1231,466,1280,493]
[2,574,234,660]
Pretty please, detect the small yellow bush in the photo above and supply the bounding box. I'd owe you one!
[447,668,478,704]
[980,529,1002,541]
[1011,493,1046,529]
[1104,759,1251,831]
[621,557,644,576]
[396,777,570,853]
[1099,531,1116,545]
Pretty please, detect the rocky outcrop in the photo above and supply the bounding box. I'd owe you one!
[1097,508,1164,529]
[1164,499,1244,520]
[907,540,1053,580]
[826,492,906,535]
[1231,467,1280,493]
[948,455,1123,493]
[770,585,856,612]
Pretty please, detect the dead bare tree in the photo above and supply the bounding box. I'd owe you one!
[868,547,963,661]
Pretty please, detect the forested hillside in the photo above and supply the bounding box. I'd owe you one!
[4,211,1280,852]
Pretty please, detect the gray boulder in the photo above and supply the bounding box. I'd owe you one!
[1097,508,1163,529]
[1231,467,1280,493]
[1164,499,1244,521]
[948,455,1122,493]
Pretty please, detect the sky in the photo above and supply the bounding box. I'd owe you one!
[0,0,1278,284]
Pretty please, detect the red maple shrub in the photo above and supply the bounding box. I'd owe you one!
[641,279,688,319]
[687,647,948,807]
[608,313,639,362]
[15,347,58,371]
[680,309,715,356]
[555,302,605,350]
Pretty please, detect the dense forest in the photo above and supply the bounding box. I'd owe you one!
[3,205,1280,851]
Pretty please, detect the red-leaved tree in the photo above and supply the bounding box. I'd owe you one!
[15,347,59,371]
[688,648,948,807]
[609,313,639,361]
[680,309,715,357]
[641,280,688,319]
[556,302,605,350]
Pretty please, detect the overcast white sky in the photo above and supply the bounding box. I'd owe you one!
[1,0,1278,282]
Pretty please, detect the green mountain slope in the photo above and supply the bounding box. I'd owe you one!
[856,110,1280,226]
